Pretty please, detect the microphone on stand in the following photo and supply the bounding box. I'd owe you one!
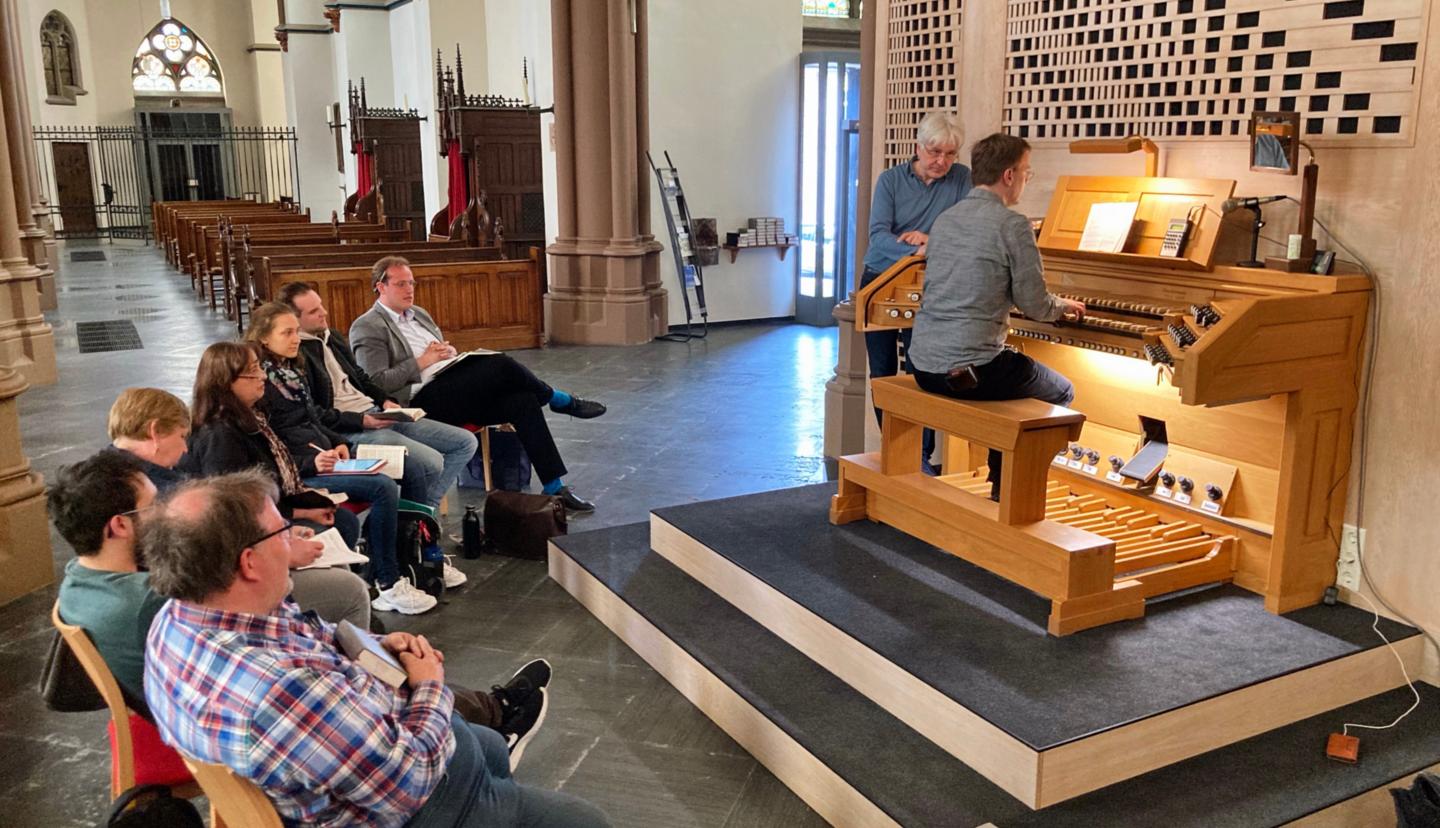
[1221,195,1287,212]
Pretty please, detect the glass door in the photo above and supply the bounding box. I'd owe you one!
[796,52,861,327]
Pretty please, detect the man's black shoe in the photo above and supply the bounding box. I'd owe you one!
[554,486,596,513]
[491,658,552,730]
[500,688,549,771]
[554,396,606,419]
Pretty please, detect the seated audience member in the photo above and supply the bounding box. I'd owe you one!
[349,256,603,513]
[49,452,370,707]
[142,472,608,828]
[184,342,437,616]
[104,387,190,493]
[276,281,479,509]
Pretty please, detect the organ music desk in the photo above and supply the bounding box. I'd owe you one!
[831,174,1371,634]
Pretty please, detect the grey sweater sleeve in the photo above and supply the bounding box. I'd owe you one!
[1003,214,1066,323]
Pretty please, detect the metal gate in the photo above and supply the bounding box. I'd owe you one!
[33,125,299,241]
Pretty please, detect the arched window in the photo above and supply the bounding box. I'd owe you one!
[131,19,223,97]
[40,11,83,104]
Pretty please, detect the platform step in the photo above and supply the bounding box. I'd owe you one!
[550,521,1440,827]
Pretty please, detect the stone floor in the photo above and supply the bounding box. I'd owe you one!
[0,239,837,827]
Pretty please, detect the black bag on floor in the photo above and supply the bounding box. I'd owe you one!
[483,490,566,560]
[487,430,532,492]
[1393,772,1440,827]
[105,784,204,827]
[395,502,445,598]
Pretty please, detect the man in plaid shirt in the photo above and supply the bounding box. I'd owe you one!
[141,471,609,827]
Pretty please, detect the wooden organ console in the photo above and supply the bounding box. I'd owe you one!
[833,175,1371,634]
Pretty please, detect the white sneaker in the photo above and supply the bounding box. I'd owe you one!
[442,558,468,589]
[372,578,438,615]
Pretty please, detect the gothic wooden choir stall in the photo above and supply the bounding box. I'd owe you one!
[430,48,546,263]
[835,166,1370,636]
[344,79,426,241]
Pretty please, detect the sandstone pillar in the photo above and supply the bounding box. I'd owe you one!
[0,366,51,604]
[0,67,55,386]
[824,3,875,475]
[0,0,57,310]
[545,0,666,345]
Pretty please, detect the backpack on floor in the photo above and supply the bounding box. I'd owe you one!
[395,500,445,598]
[458,430,532,492]
[483,490,566,560]
[105,784,204,828]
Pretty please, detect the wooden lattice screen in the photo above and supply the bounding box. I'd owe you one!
[1003,0,1429,145]
[882,0,964,168]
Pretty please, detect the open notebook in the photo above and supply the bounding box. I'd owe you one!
[297,527,369,570]
[356,444,407,480]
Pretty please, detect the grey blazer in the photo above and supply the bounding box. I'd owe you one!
[348,301,445,404]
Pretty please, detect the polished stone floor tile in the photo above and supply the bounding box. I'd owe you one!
[4,240,837,824]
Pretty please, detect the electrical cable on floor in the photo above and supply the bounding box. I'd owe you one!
[1298,205,1439,736]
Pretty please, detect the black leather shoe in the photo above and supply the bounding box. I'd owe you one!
[554,396,607,419]
[554,486,596,513]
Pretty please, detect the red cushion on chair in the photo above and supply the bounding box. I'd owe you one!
[109,714,194,788]
[338,501,371,515]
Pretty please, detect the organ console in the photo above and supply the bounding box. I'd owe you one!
[838,174,1371,631]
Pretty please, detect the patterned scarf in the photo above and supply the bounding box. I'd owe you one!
[261,357,310,404]
[253,410,305,495]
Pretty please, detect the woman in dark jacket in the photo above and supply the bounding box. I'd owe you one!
[182,341,374,627]
[242,305,439,616]
[185,341,433,616]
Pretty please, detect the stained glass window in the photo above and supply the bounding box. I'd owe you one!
[803,0,852,16]
[131,19,223,96]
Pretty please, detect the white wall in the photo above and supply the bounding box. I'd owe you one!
[389,1,441,224]
[647,1,803,324]
[333,9,395,196]
[249,0,287,127]
[281,0,342,218]
[481,0,556,247]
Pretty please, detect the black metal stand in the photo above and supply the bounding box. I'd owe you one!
[647,151,708,341]
[1236,205,1266,268]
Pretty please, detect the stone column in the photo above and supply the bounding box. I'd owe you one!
[824,2,876,474]
[0,366,51,604]
[0,67,55,386]
[1,0,56,311]
[545,0,666,345]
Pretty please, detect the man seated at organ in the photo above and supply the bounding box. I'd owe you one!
[907,133,1086,500]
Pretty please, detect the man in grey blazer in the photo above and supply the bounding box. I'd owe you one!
[349,256,603,512]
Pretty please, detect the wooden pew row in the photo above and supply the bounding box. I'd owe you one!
[263,249,545,351]
[152,199,252,256]
[224,238,473,324]
[176,211,310,272]
[159,202,299,266]
[194,221,405,309]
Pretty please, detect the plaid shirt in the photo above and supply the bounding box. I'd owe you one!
[145,599,455,827]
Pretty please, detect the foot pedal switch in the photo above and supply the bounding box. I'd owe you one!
[1326,733,1360,763]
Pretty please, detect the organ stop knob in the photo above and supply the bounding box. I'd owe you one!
[1085,449,1101,464]
[1071,445,1085,459]
[1109,455,1124,470]
[1205,483,1224,501]
[1178,476,1194,494]
[1159,471,1176,488]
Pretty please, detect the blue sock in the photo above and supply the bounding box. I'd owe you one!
[542,478,564,495]
[548,389,573,411]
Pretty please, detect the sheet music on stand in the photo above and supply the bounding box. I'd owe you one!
[648,151,708,341]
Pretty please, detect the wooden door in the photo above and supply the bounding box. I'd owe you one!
[365,118,425,241]
[53,141,98,235]
[463,109,544,260]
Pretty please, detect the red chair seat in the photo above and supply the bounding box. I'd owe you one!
[109,714,193,789]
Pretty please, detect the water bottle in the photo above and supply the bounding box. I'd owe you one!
[462,505,484,559]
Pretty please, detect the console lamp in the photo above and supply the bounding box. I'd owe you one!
[1067,136,1160,177]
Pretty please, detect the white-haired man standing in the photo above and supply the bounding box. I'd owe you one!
[861,110,972,474]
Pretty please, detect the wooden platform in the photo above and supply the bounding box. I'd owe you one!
[547,500,1440,826]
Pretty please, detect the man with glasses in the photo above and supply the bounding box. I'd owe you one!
[50,452,374,710]
[349,256,603,513]
[908,133,1086,501]
[143,471,607,828]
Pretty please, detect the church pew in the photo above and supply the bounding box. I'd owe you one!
[153,199,286,256]
[162,204,296,266]
[261,248,544,351]
[194,221,403,308]
[176,211,309,274]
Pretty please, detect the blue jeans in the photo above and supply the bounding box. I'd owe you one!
[347,413,479,507]
[860,267,936,466]
[913,348,1075,497]
[304,472,401,587]
[407,715,610,828]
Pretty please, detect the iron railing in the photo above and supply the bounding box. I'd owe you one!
[32,125,299,241]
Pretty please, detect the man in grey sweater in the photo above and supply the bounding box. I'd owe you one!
[908,133,1086,500]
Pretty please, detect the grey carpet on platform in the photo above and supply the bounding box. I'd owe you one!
[555,520,1440,828]
[651,482,1421,749]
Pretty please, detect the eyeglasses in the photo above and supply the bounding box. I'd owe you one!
[237,372,266,380]
[247,519,295,549]
[384,279,416,289]
[1014,167,1035,182]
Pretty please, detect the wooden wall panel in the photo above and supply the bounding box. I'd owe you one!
[881,1,964,168]
[1004,0,1430,146]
